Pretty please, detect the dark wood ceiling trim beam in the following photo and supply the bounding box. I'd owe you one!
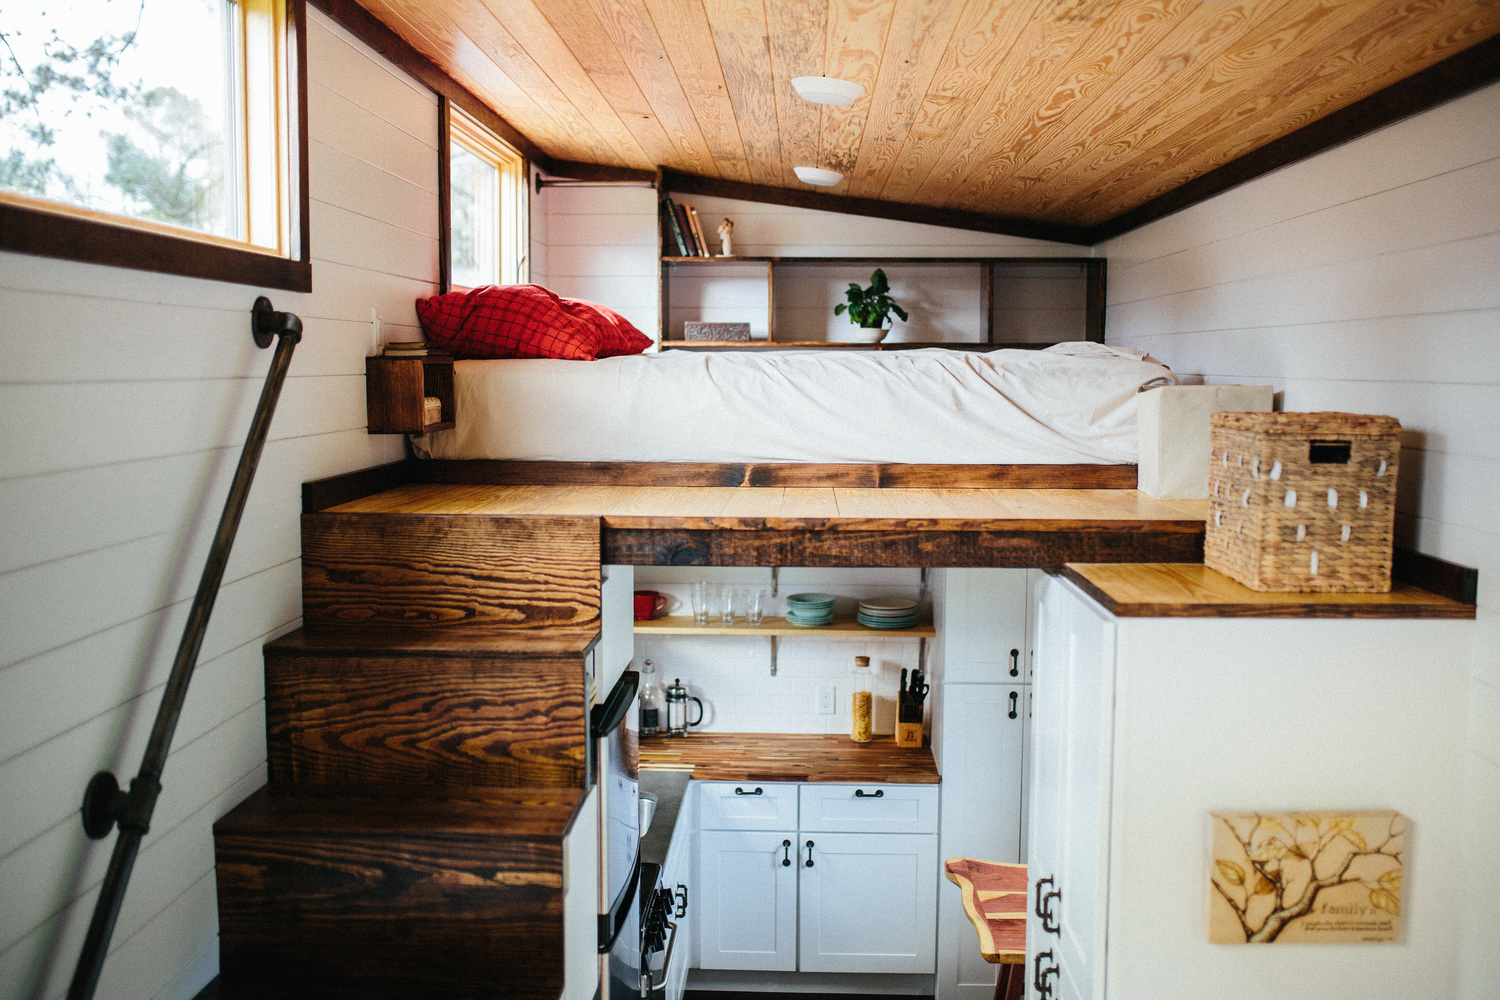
[540,159,659,184]
[660,169,1094,246]
[309,0,552,167]
[1089,33,1500,243]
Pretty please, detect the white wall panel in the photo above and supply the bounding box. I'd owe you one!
[1100,78,1500,1000]
[0,7,437,999]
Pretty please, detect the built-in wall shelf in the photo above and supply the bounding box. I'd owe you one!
[658,251,1104,350]
[634,615,935,639]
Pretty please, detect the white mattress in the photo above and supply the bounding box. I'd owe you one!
[412,343,1178,465]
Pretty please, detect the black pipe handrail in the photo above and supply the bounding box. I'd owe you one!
[67,297,303,1000]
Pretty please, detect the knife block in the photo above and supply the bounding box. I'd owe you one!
[895,722,923,748]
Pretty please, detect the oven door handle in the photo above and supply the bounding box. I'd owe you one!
[645,918,679,994]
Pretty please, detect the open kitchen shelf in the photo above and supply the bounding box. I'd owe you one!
[634,614,936,639]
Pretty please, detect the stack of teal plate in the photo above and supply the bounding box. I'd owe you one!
[858,597,920,630]
[785,592,836,626]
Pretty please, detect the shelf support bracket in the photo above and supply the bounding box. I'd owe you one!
[770,635,778,676]
[770,566,780,598]
[919,568,930,604]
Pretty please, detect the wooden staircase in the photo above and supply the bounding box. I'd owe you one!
[212,510,604,999]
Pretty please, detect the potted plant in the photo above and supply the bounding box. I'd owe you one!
[835,268,909,343]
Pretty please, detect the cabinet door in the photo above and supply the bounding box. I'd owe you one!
[697,830,797,971]
[936,683,1025,1000]
[1028,578,1116,1000]
[798,832,938,974]
[939,569,1029,683]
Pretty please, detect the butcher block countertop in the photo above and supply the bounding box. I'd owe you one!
[639,732,939,784]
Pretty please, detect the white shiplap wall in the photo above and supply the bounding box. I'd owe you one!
[1100,80,1500,999]
[539,187,1092,346]
[0,10,436,1000]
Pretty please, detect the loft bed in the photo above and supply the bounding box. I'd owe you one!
[341,340,1205,567]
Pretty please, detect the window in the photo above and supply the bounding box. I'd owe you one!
[0,0,307,289]
[447,104,526,290]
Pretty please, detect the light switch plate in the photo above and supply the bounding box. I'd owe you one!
[816,686,836,714]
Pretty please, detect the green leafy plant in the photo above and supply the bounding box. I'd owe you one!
[835,268,909,329]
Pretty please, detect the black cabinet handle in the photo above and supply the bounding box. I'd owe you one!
[1009,648,1020,677]
[854,788,883,798]
[1033,950,1059,1000]
[734,786,763,796]
[675,883,688,918]
[781,839,791,867]
[1008,690,1018,719]
[805,840,815,867]
[1035,875,1061,935]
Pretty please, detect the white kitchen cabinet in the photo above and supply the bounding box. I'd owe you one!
[799,831,939,973]
[657,783,696,1000]
[697,780,940,975]
[697,829,798,971]
[1028,571,1473,1000]
[600,565,634,693]
[935,568,1031,1000]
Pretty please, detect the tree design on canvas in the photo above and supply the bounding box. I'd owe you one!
[1208,811,1403,943]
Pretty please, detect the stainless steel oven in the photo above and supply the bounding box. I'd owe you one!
[593,669,640,1000]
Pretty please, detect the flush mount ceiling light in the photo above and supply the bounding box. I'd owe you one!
[791,76,865,106]
[794,166,844,186]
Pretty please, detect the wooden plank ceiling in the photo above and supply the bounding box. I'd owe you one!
[355,0,1500,229]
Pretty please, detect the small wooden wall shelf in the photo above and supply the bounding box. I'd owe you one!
[366,355,455,435]
[634,614,936,639]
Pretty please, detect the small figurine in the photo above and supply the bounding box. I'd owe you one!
[717,218,733,257]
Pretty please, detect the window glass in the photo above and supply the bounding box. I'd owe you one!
[450,141,499,289]
[448,106,526,290]
[0,0,290,253]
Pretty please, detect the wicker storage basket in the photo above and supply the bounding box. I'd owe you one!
[1206,412,1400,592]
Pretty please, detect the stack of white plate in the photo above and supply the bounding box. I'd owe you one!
[858,597,920,630]
[785,592,836,627]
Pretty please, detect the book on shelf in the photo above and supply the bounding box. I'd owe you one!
[687,206,710,257]
[661,196,690,256]
[673,200,699,256]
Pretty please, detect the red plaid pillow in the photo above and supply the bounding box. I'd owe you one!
[561,297,653,358]
[415,285,651,360]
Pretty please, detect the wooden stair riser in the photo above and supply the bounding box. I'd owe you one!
[301,513,601,628]
[265,649,588,788]
[215,830,562,997]
[213,787,575,1000]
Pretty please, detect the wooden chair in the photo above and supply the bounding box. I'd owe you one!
[944,857,1027,1000]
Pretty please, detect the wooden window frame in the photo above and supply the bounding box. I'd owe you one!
[0,0,312,292]
[440,96,527,293]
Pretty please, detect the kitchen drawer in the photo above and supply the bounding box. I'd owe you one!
[798,784,939,834]
[698,781,798,831]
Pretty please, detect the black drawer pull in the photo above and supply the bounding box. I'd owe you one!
[1035,875,1061,935]
[1008,690,1018,719]
[734,786,763,796]
[1009,648,1020,677]
[805,840,815,867]
[854,788,883,798]
[781,839,791,867]
[675,883,688,917]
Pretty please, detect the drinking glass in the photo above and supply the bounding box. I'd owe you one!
[746,587,765,626]
[691,581,717,625]
[722,587,742,626]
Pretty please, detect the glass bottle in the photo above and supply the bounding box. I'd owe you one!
[850,655,873,742]
[639,658,663,736]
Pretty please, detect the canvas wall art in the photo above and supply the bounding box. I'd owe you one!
[1208,810,1404,943]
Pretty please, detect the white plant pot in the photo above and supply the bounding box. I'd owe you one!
[851,327,889,343]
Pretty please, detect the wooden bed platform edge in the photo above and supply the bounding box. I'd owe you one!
[302,458,1138,512]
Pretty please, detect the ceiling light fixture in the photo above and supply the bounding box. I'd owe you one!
[794,166,844,187]
[791,76,865,106]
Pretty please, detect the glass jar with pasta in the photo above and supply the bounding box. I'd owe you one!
[850,656,873,742]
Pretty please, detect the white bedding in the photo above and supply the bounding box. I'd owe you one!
[412,343,1178,465]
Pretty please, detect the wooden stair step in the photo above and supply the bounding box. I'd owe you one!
[265,626,594,789]
[214,785,580,1000]
[301,512,601,629]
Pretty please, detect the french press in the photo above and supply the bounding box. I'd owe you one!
[664,678,704,736]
